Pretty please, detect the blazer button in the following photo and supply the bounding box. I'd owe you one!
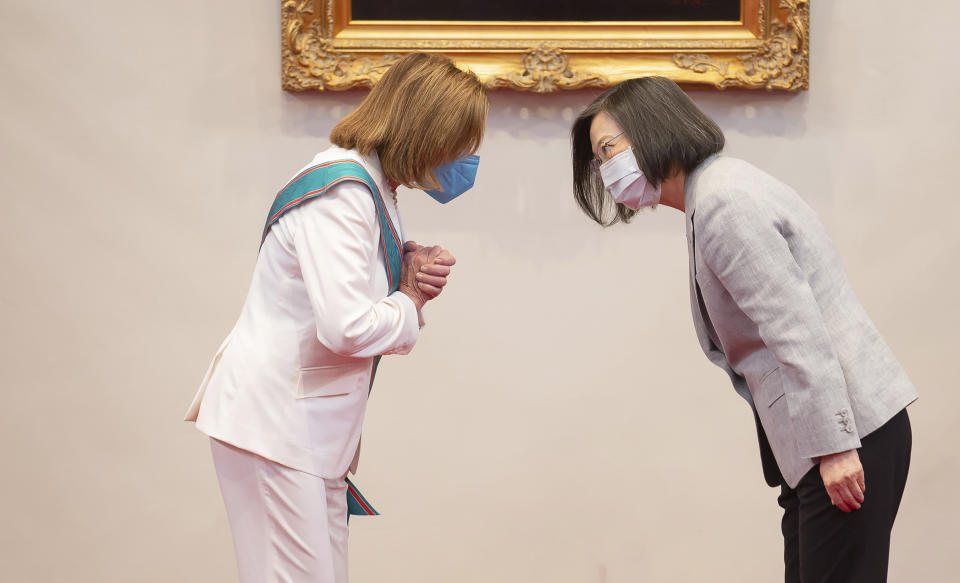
[835,409,854,433]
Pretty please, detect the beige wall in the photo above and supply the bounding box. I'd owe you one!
[2,1,958,581]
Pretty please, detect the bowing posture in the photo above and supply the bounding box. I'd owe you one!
[570,77,917,583]
[185,52,489,582]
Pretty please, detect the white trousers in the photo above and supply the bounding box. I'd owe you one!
[210,438,349,583]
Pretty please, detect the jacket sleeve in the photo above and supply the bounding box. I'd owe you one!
[694,189,861,459]
[291,181,420,358]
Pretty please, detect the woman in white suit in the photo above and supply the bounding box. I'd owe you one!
[570,77,916,583]
[184,53,489,582]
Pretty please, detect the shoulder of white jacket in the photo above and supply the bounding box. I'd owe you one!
[285,172,378,231]
[307,145,364,166]
[306,147,387,189]
[280,147,358,186]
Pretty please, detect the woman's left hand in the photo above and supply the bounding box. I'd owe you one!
[404,241,456,298]
[819,449,865,513]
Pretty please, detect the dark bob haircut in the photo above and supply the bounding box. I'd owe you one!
[571,76,725,226]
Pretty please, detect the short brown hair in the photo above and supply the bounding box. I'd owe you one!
[330,52,489,189]
[571,76,725,225]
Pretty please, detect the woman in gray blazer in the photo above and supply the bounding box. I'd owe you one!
[570,77,917,583]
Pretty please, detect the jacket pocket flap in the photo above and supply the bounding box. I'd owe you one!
[296,361,369,399]
[757,367,786,408]
[184,329,234,421]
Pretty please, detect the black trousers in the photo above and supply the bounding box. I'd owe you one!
[773,409,912,583]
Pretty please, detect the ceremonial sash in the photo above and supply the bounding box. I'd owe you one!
[262,158,403,518]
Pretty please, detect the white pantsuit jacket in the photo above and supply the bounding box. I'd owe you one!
[185,147,420,479]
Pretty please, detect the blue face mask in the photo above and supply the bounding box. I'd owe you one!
[423,155,480,203]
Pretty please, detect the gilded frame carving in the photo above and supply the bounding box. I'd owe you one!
[282,0,808,93]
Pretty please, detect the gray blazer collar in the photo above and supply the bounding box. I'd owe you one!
[683,154,723,360]
[684,153,721,221]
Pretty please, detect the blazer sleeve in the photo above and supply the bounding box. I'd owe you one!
[291,181,420,358]
[694,190,862,459]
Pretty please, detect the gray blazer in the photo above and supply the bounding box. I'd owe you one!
[684,155,917,488]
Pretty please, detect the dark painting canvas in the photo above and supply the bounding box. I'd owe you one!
[352,0,741,22]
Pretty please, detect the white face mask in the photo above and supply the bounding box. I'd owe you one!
[598,147,662,210]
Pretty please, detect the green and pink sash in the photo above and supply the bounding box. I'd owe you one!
[262,158,403,518]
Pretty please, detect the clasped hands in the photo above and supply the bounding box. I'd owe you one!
[398,241,456,310]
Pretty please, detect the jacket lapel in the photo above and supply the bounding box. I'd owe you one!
[685,199,715,357]
[684,156,729,367]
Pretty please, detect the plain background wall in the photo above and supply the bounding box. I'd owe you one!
[2,1,958,581]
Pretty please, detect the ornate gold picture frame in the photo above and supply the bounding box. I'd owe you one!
[282,0,808,93]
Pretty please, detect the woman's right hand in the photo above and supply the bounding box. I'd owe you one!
[819,449,866,513]
[399,241,456,310]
